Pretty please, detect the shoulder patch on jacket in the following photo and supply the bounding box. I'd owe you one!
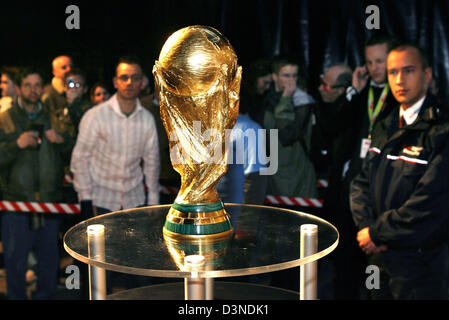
[0,111,16,134]
[402,146,423,157]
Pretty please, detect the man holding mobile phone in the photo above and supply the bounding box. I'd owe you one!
[317,33,399,299]
[0,68,73,299]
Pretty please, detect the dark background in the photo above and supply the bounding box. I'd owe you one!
[1,0,448,102]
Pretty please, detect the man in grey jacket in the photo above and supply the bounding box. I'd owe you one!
[261,56,317,199]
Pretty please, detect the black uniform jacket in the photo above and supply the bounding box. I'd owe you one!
[350,94,449,251]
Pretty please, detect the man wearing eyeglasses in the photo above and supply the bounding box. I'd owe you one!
[314,63,368,299]
[71,57,160,219]
[318,65,352,103]
[0,68,72,299]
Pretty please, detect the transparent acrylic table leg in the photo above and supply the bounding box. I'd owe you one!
[87,224,107,300]
[300,224,318,300]
[184,255,209,300]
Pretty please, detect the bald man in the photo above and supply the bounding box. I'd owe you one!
[318,64,353,103]
[42,55,73,112]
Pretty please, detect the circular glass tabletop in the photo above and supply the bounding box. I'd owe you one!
[63,204,338,278]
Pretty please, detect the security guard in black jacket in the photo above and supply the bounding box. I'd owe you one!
[351,43,449,299]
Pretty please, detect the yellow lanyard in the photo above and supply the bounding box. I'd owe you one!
[368,84,389,133]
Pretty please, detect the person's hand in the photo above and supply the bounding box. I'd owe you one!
[282,79,297,97]
[17,131,40,149]
[352,66,369,92]
[45,129,64,144]
[357,227,387,254]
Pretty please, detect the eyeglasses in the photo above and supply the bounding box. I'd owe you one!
[319,74,344,92]
[117,74,142,83]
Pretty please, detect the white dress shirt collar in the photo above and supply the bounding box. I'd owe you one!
[400,95,426,125]
[370,79,387,88]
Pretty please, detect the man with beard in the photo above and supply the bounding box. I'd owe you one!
[0,68,71,299]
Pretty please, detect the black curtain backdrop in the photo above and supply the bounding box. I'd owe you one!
[1,0,448,102]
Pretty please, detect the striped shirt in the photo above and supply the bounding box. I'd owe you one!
[70,94,160,211]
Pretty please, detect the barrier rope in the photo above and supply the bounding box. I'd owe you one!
[0,176,329,214]
[0,200,80,214]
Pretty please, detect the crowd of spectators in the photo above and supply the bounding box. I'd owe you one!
[0,30,448,300]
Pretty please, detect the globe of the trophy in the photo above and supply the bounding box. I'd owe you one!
[156,25,238,97]
[153,26,242,241]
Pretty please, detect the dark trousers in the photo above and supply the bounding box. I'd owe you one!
[1,211,60,299]
[382,244,449,300]
[95,206,153,294]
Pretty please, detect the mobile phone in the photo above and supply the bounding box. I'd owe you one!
[26,123,44,138]
[358,65,369,80]
[26,123,44,148]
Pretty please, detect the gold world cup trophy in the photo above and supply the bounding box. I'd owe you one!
[153,26,242,241]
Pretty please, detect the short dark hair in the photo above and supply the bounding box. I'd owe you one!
[389,42,430,69]
[66,67,86,83]
[18,67,43,85]
[365,32,398,52]
[90,82,109,99]
[115,56,143,75]
[271,56,298,74]
[1,66,21,86]
[248,59,272,78]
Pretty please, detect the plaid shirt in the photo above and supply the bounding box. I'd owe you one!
[70,94,160,211]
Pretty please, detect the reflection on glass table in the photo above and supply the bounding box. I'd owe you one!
[64,204,339,299]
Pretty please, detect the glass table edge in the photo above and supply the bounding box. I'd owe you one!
[63,203,340,278]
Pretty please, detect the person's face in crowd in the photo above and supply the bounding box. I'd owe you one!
[318,66,346,103]
[65,74,87,97]
[387,47,432,109]
[255,74,272,95]
[272,64,298,92]
[53,56,73,80]
[113,63,143,101]
[20,73,44,105]
[0,74,19,98]
[365,43,388,85]
[92,86,111,105]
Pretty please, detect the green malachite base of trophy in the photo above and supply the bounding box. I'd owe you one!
[163,201,233,242]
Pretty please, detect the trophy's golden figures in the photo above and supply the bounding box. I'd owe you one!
[153,25,242,241]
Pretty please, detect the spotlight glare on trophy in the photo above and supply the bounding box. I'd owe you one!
[153,25,242,241]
